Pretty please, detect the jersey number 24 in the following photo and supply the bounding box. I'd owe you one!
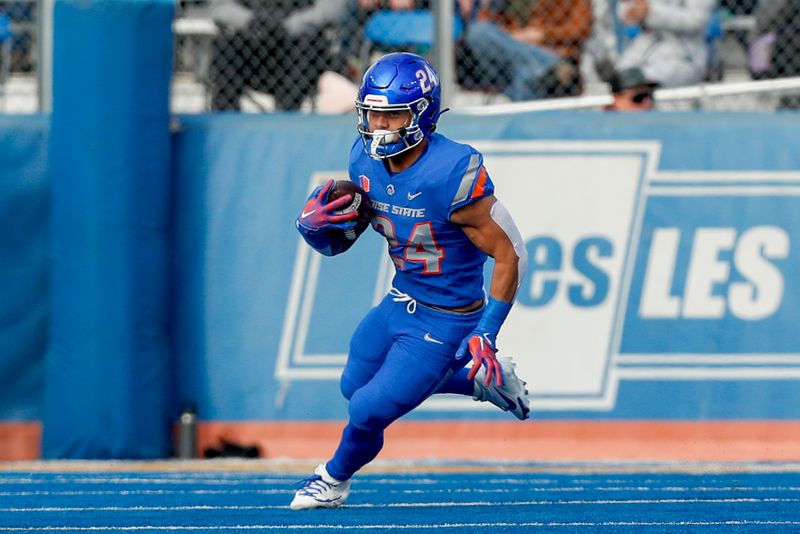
[372,215,444,274]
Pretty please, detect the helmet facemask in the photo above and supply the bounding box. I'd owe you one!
[356,96,431,160]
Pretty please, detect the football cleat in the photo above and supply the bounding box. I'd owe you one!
[472,357,530,420]
[290,464,351,510]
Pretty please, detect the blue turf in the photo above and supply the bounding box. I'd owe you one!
[2,467,800,532]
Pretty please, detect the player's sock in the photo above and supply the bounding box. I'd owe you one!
[326,423,384,482]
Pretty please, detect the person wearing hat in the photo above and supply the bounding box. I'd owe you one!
[605,67,659,111]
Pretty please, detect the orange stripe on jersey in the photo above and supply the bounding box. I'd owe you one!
[469,166,487,199]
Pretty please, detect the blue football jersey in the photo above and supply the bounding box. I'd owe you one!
[348,132,495,308]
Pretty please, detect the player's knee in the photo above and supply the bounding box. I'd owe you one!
[339,347,379,401]
[348,392,393,432]
[348,398,379,431]
[340,375,357,401]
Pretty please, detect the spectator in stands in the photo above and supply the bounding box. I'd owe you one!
[750,0,800,108]
[459,0,593,101]
[747,0,786,80]
[615,0,716,88]
[207,0,337,111]
[604,66,658,111]
[581,0,620,87]
[339,0,430,78]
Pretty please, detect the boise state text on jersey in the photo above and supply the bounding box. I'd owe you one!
[349,132,495,308]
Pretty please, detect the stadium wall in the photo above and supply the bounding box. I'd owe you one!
[173,112,800,417]
[4,111,800,460]
[172,111,800,460]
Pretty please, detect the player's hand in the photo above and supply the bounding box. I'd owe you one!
[296,179,358,233]
[510,26,545,45]
[457,332,503,387]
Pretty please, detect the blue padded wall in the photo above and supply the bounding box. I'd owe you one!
[0,116,48,421]
[43,0,175,458]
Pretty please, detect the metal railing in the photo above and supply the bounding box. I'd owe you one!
[457,76,800,114]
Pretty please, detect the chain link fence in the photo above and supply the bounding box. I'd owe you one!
[170,0,800,114]
[0,0,39,112]
[0,1,799,113]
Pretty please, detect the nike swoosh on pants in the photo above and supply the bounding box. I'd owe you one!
[423,333,444,344]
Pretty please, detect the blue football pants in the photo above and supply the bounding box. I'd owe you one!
[325,293,483,481]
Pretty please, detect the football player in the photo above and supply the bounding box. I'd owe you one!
[293,52,530,510]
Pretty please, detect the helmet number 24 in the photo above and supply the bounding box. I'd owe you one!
[415,67,438,95]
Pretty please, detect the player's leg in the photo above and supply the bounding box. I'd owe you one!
[326,303,469,481]
[432,313,531,421]
[339,296,393,401]
[291,297,394,510]
[428,307,478,397]
[437,357,530,420]
[327,336,459,480]
[435,366,473,395]
[292,335,450,510]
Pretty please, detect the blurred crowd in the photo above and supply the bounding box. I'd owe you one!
[199,0,800,112]
[2,0,799,112]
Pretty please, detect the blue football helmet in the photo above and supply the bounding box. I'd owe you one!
[356,52,443,159]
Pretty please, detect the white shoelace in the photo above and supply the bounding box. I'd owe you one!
[299,476,335,496]
[389,287,417,314]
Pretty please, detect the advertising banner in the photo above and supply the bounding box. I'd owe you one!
[170,113,800,421]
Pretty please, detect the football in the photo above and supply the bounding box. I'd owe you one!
[328,180,374,240]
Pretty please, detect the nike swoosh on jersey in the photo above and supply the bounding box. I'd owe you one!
[301,209,316,218]
[423,332,444,344]
[407,191,422,200]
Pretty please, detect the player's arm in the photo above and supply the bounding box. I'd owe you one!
[451,195,528,386]
[451,195,521,301]
[295,179,358,256]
